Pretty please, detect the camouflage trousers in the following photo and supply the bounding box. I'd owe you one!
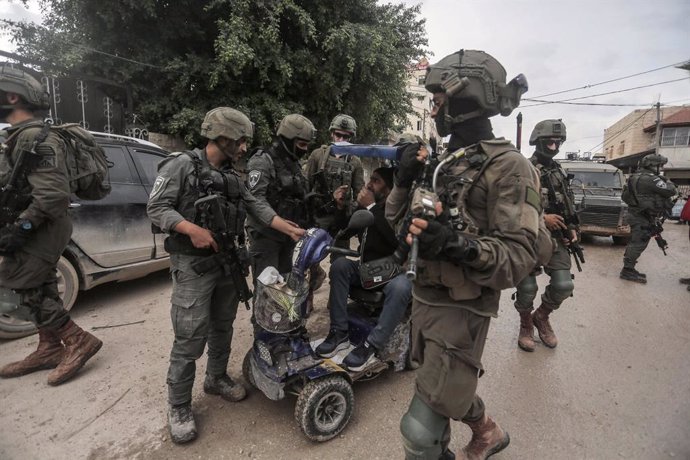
[167,253,240,406]
[410,300,489,422]
[623,213,653,269]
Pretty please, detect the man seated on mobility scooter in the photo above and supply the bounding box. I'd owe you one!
[315,167,413,371]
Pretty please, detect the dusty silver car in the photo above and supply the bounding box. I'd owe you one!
[0,133,171,339]
[559,160,631,245]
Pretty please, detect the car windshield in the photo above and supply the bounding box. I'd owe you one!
[569,171,622,188]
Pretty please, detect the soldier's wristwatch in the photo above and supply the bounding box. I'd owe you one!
[16,219,33,232]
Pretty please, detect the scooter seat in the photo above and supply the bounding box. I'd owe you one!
[349,286,384,305]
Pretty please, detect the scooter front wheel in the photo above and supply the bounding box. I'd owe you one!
[242,349,257,390]
[294,375,354,442]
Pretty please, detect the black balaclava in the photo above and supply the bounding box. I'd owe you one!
[534,138,561,165]
[278,135,308,161]
[447,117,495,151]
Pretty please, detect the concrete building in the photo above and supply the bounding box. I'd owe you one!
[605,105,690,187]
[405,58,437,142]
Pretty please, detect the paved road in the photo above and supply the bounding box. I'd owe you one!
[1,223,689,459]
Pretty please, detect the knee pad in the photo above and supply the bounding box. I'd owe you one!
[400,395,449,460]
[513,275,538,310]
[545,270,574,305]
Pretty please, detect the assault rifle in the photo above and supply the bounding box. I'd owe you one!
[0,136,41,226]
[650,216,668,255]
[311,167,354,218]
[190,195,253,309]
[543,170,585,272]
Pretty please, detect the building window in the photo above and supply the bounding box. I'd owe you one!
[417,120,422,131]
[661,126,690,146]
[617,141,625,155]
[418,76,425,85]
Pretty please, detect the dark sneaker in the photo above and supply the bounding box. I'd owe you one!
[343,341,377,372]
[620,268,647,284]
[315,329,349,358]
[204,374,247,402]
[168,403,197,444]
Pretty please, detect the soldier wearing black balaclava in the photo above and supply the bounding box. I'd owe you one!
[387,49,537,460]
[620,154,676,283]
[246,114,316,285]
[513,119,577,353]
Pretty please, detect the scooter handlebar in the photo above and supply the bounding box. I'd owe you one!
[326,246,361,258]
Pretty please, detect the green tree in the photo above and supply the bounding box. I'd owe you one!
[3,0,427,146]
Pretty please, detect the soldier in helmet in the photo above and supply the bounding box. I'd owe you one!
[0,63,103,386]
[512,119,577,352]
[147,107,304,444]
[246,114,315,284]
[387,49,537,459]
[304,114,365,253]
[620,153,677,283]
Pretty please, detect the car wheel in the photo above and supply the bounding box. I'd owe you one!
[612,236,630,246]
[0,256,79,340]
[294,375,354,442]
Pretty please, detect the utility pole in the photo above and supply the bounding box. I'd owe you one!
[654,101,661,154]
[516,112,523,152]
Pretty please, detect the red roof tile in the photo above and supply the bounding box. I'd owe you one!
[661,107,690,126]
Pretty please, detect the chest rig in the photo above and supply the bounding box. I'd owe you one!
[264,148,310,227]
[185,150,246,238]
[532,159,570,214]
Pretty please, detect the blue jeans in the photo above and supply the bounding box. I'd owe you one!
[328,257,412,350]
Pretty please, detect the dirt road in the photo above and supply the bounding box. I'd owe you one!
[1,223,689,459]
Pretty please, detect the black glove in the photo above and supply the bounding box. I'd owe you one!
[0,221,33,254]
[394,143,425,188]
[417,220,479,263]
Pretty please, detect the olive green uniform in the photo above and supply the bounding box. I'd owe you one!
[147,148,275,406]
[514,156,575,312]
[246,145,310,277]
[0,119,73,328]
[386,139,540,420]
[623,169,676,269]
[304,145,365,233]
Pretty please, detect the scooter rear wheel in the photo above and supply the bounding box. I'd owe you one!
[294,374,354,442]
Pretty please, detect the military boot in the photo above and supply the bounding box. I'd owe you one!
[532,305,558,348]
[461,414,510,460]
[0,328,65,378]
[204,373,247,402]
[47,320,103,386]
[620,267,647,284]
[517,310,535,352]
[632,268,646,278]
[168,403,197,444]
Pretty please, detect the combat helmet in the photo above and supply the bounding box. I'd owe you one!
[276,114,316,141]
[276,113,316,159]
[424,50,528,134]
[0,63,50,110]
[640,153,668,170]
[529,119,567,145]
[329,114,357,136]
[200,107,253,141]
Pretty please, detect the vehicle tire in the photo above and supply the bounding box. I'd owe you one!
[612,236,630,246]
[242,348,257,389]
[294,375,354,442]
[0,256,79,340]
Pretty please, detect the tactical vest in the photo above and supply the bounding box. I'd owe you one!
[415,141,552,303]
[164,150,246,255]
[531,158,574,214]
[263,148,310,228]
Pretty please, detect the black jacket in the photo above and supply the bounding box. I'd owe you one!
[335,201,398,262]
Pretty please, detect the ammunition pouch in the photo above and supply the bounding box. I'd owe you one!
[164,233,214,257]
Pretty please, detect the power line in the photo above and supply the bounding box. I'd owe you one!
[530,60,690,98]
[523,77,689,107]
[585,106,654,153]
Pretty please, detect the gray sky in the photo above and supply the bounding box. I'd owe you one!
[2,0,689,156]
[408,0,690,156]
